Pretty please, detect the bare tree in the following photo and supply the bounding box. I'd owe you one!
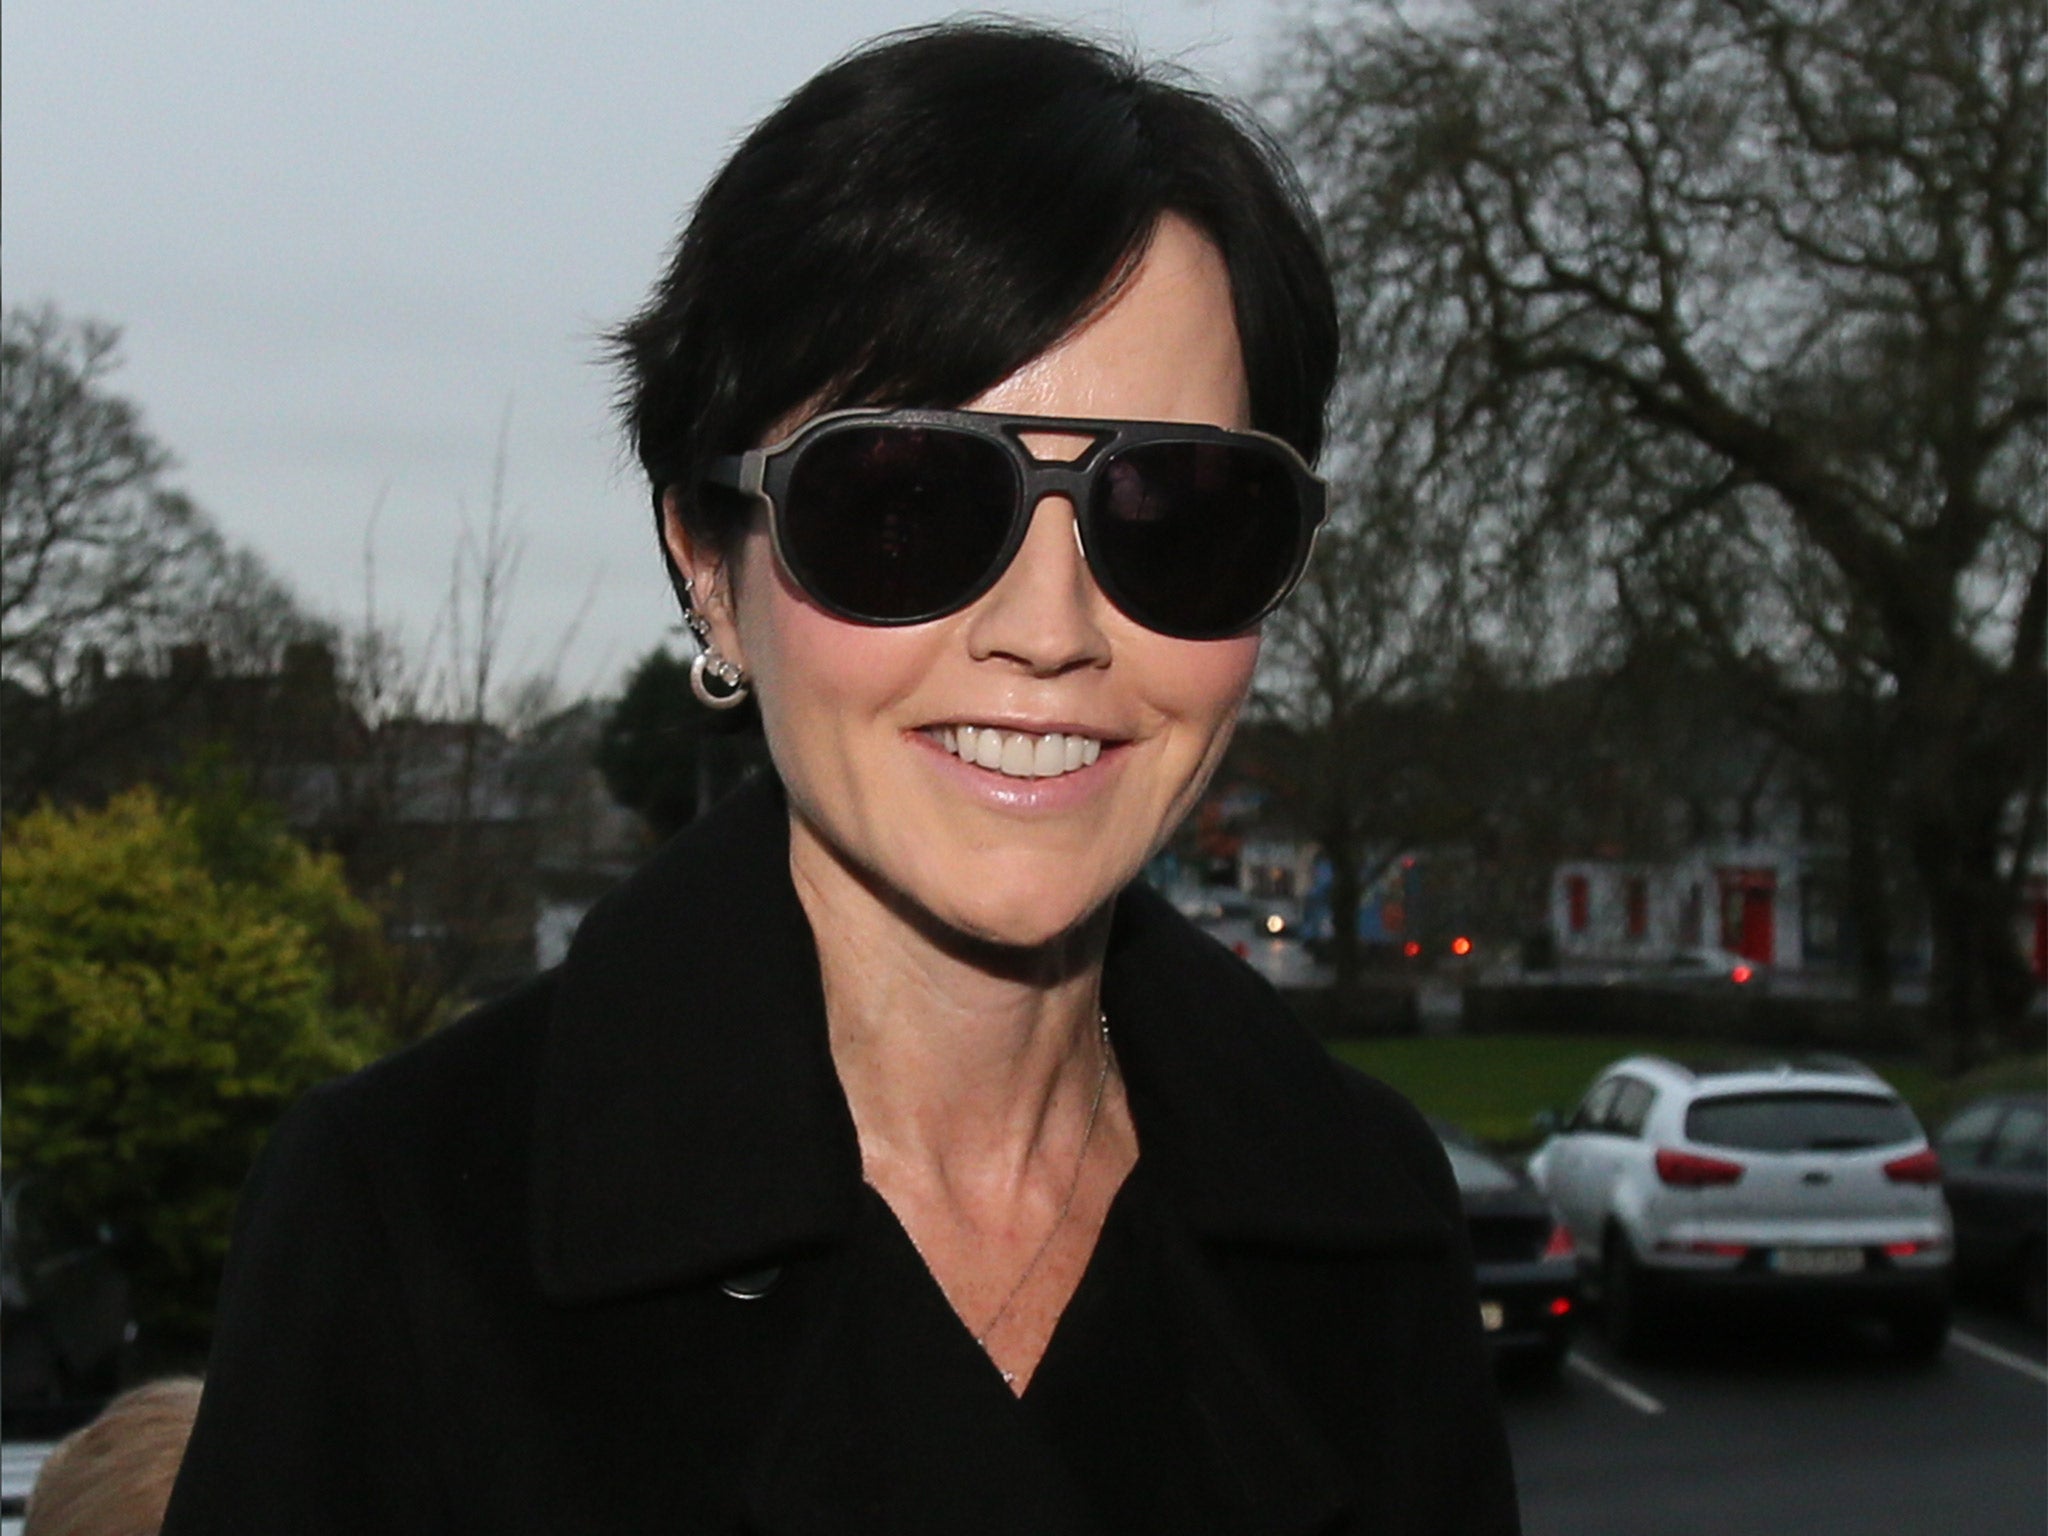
[328,408,609,1007]
[1,307,214,690]
[1,307,328,808]
[1278,0,2046,1062]
[1253,466,1469,987]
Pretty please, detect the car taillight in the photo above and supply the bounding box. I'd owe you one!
[1655,1148,1746,1186]
[1883,1149,1942,1184]
[1731,964,1754,984]
[1541,1223,1575,1260]
[1883,1239,1944,1257]
[1547,1296,1573,1317]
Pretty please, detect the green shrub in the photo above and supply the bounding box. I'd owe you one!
[2,784,396,1348]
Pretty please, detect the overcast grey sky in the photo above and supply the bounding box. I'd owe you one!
[4,1,1305,704]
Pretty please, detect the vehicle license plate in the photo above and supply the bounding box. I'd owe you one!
[1479,1300,1505,1332]
[1772,1246,1865,1276]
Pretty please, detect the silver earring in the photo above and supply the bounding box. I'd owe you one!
[681,578,749,709]
[689,648,749,709]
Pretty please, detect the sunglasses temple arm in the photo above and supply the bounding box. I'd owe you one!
[702,453,766,498]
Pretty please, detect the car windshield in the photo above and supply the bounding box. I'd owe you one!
[1685,1092,1920,1153]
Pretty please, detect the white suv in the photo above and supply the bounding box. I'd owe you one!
[1528,1055,1953,1358]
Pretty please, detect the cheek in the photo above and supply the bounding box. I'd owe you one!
[732,547,930,757]
[1158,633,1261,739]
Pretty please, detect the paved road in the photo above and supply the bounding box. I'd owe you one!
[1502,1302,2048,1536]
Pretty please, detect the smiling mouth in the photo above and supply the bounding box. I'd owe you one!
[924,724,1106,779]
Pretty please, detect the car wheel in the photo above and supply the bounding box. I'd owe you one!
[1888,1300,1951,1363]
[2020,1238,2046,1333]
[1602,1228,1657,1358]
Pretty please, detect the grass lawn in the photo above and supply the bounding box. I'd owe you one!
[1326,1034,2047,1149]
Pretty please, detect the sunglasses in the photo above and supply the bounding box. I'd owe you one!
[701,407,1327,641]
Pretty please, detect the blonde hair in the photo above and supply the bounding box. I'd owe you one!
[23,1377,203,1536]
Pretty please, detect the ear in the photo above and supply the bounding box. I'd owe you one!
[661,489,746,667]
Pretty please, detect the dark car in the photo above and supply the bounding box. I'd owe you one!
[1433,1121,1581,1378]
[1936,1092,2047,1328]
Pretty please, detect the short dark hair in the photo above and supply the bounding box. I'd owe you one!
[613,20,1338,590]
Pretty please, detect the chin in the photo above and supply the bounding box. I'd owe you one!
[897,851,1124,958]
[920,885,1107,955]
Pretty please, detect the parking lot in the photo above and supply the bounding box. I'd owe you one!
[1502,1300,2048,1535]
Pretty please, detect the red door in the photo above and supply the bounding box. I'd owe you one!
[1740,886,1775,965]
[1717,869,1777,965]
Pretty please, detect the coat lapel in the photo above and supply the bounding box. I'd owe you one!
[532,778,865,1303]
[743,1193,1114,1536]
[741,1188,1358,1536]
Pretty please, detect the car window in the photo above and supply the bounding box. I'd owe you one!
[1607,1078,1656,1138]
[1937,1101,2006,1166]
[1987,1105,2047,1173]
[1569,1079,1621,1134]
[1685,1092,1920,1153]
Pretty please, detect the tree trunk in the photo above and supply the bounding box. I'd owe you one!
[1842,772,1895,1007]
[1325,833,1365,997]
[1904,765,2034,1074]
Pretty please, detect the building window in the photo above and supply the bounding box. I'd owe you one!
[1566,874,1590,934]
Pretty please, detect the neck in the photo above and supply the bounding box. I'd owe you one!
[788,820,1115,1196]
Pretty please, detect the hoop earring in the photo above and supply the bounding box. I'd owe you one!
[679,575,749,709]
[689,648,749,709]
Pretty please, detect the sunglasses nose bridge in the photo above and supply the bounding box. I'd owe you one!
[1015,463,1100,588]
[1017,460,1095,518]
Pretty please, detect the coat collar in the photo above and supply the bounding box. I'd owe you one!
[533,775,1447,1303]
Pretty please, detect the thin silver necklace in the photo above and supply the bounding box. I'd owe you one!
[890,1013,1114,1387]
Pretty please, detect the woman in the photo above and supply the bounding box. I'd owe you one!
[165,23,1518,1535]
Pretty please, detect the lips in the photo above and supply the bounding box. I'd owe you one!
[924,724,1106,779]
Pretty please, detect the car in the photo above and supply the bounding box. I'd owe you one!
[1528,1055,1953,1359]
[1636,946,1768,988]
[1432,1121,1580,1379]
[1935,1092,2046,1329]
[1172,887,1302,937]
[1174,890,1328,987]
[1193,917,1326,988]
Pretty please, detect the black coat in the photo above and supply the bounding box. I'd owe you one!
[163,778,1520,1535]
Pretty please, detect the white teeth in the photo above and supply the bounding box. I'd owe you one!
[930,727,1108,780]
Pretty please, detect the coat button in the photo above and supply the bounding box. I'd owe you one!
[719,1266,783,1301]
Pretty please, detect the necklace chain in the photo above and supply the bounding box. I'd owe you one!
[892,1012,1114,1386]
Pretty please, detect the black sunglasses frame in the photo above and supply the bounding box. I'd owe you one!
[702,407,1328,640]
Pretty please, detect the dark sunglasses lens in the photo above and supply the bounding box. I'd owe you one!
[780,427,1018,622]
[1089,442,1306,638]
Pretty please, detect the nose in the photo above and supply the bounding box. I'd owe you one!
[961,490,1111,676]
